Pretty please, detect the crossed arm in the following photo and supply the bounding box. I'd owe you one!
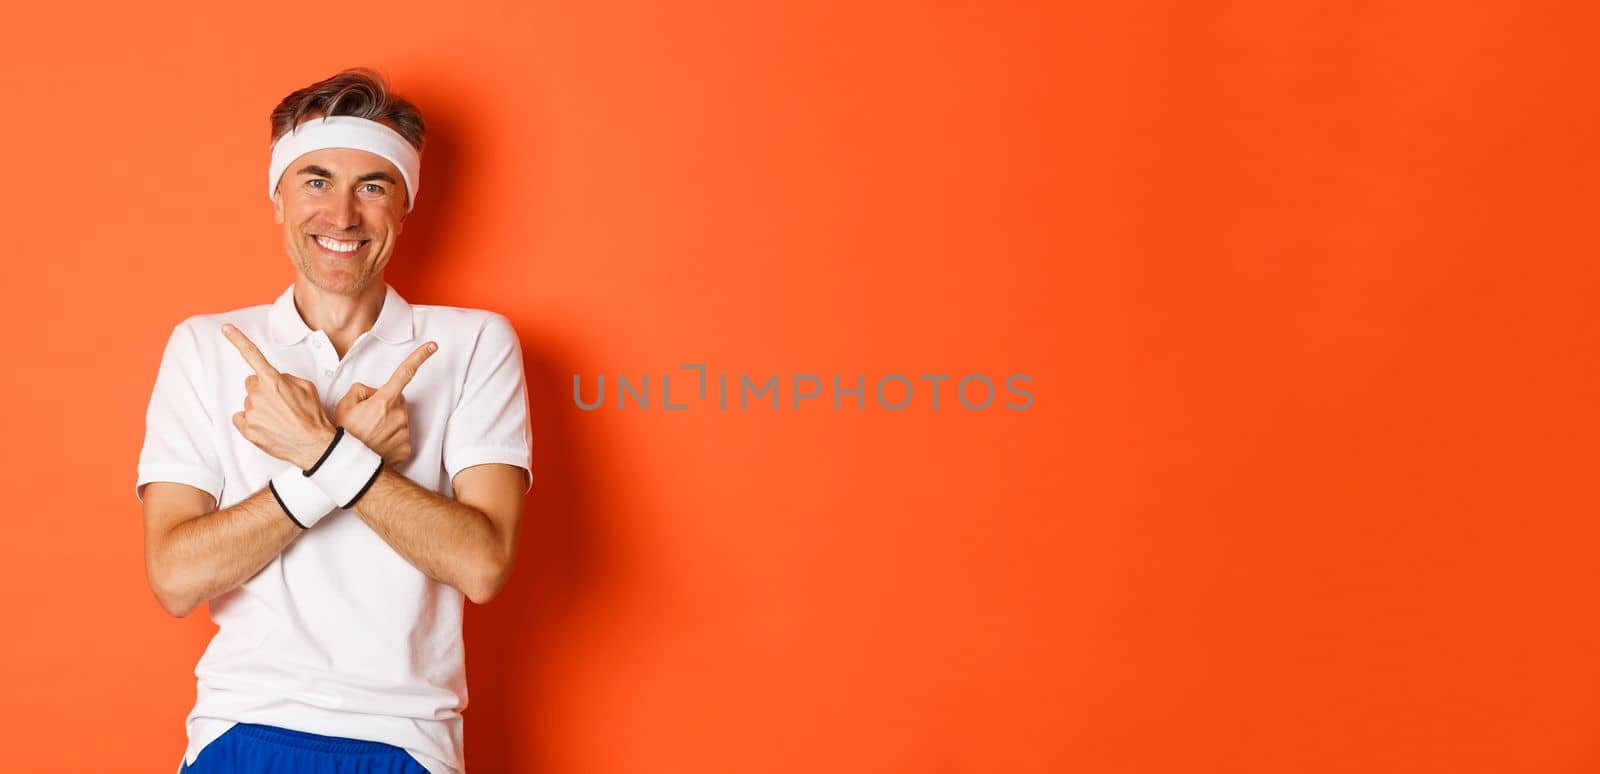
[143,324,525,617]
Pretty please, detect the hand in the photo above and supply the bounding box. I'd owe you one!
[222,323,337,470]
[334,341,438,466]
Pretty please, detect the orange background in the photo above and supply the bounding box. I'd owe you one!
[1,1,1595,772]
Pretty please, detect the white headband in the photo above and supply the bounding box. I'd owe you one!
[268,115,421,212]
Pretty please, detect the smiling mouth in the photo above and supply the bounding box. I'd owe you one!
[311,235,369,254]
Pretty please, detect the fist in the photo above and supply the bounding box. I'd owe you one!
[334,341,437,466]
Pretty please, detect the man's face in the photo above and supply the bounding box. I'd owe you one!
[273,147,409,295]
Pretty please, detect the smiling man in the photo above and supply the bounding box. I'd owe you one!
[137,68,532,774]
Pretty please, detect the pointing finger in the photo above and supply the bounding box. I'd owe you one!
[221,323,280,379]
[378,341,437,397]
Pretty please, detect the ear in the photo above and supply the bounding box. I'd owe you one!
[273,191,284,224]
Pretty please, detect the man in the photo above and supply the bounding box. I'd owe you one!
[137,68,531,774]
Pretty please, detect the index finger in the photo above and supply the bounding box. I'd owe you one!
[220,323,280,379]
[378,341,438,397]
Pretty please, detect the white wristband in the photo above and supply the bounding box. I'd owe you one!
[304,427,384,509]
[269,463,338,529]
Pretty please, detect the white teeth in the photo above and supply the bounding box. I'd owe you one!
[314,236,362,253]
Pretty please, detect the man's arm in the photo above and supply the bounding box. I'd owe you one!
[347,462,526,604]
[139,322,345,617]
[142,482,303,617]
[326,325,528,604]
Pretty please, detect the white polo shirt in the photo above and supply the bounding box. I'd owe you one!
[136,283,532,774]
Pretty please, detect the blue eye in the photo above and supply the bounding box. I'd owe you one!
[308,179,328,189]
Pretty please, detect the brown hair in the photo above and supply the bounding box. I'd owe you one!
[269,67,426,152]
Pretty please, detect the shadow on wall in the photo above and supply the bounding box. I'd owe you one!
[465,340,605,772]
[383,78,604,770]
[380,81,468,298]
[376,292,602,771]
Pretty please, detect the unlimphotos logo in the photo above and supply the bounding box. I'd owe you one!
[573,364,1034,411]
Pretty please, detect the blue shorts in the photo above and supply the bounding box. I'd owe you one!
[179,723,430,774]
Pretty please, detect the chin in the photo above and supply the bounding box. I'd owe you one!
[305,266,366,294]
[328,276,368,294]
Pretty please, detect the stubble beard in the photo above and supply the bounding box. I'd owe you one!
[293,242,376,296]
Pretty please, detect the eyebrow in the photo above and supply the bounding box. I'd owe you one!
[294,164,399,186]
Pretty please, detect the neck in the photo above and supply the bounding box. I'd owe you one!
[291,274,387,358]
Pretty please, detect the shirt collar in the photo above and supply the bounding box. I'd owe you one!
[267,283,415,347]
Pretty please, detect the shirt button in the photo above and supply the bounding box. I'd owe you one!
[324,369,335,377]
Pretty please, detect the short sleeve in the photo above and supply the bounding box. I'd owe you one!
[136,320,225,504]
[443,313,533,493]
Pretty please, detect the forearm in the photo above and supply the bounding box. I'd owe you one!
[151,486,302,616]
[350,467,506,603]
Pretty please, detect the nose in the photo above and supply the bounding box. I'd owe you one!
[324,190,360,230]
